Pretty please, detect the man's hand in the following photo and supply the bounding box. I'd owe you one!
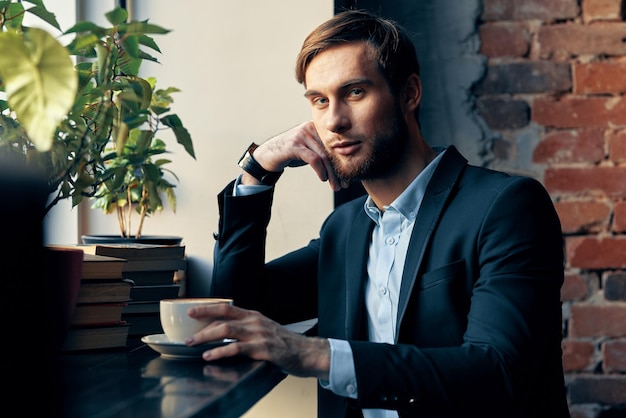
[242,122,346,191]
[185,303,331,380]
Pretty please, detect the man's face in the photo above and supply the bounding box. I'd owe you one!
[304,42,408,183]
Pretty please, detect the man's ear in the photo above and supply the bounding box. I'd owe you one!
[402,74,422,113]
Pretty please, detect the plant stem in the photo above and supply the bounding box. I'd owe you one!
[126,187,132,237]
[136,186,148,238]
[116,205,126,237]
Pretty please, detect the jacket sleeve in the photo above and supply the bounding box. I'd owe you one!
[211,180,318,324]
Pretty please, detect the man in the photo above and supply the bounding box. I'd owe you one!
[187,10,570,417]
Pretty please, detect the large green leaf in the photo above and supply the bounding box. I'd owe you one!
[105,7,128,26]
[124,21,170,36]
[138,34,161,53]
[4,2,25,30]
[121,35,140,59]
[0,28,77,151]
[161,114,195,159]
[26,4,61,30]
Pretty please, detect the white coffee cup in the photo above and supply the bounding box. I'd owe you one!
[159,298,233,343]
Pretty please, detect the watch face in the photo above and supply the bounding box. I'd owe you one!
[237,142,283,185]
[238,152,251,168]
[238,143,258,166]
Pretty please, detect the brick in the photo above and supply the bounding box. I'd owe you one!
[538,23,626,58]
[474,62,571,95]
[476,98,529,130]
[583,0,624,23]
[482,0,579,21]
[562,272,592,301]
[491,138,511,160]
[554,200,610,234]
[479,22,530,58]
[562,339,595,371]
[574,61,626,94]
[569,375,626,404]
[567,236,626,269]
[603,339,626,372]
[570,304,626,337]
[608,130,626,163]
[605,272,626,301]
[533,96,626,128]
[545,166,626,198]
[613,202,626,232]
[533,129,605,164]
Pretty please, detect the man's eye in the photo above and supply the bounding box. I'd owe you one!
[348,88,364,98]
[313,97,328,106]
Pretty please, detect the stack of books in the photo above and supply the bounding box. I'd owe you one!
[62,253,131,351]
[89,243,186,343]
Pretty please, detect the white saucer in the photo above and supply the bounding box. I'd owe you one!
[141,334,234,360]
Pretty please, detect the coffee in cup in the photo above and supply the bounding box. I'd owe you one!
[159,298,233,343]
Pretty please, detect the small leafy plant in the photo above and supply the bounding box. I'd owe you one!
[0,0,195,238]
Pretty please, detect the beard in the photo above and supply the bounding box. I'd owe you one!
[328,105,409,184]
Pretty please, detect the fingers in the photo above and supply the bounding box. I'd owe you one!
[293,123,340,189]
[252,122,344,191]
[186,305,264,345]
[186,306,331,378]
[187,301,243,319]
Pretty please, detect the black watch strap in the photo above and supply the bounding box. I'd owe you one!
[237,143,284,186]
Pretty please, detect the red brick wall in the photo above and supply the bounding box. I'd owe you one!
[477,1,626,416]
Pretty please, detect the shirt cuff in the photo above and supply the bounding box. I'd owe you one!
[319,338,358,399]
[233,174,272,197]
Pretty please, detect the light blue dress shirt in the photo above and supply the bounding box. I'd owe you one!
[323,150,444,418]
[235,150,444,418]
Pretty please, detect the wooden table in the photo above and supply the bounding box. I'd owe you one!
[55,319,317,418]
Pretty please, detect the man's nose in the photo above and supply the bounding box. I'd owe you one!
[325,102,350,133]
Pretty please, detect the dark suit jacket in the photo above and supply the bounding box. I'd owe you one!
[211,146,570,417]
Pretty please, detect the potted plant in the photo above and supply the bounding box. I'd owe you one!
[0,1,195,241]
[0,0,195,342]
[86,79,191,243]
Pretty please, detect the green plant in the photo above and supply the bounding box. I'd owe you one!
[0,0,195,238]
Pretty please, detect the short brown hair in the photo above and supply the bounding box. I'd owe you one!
[295,10,420,93]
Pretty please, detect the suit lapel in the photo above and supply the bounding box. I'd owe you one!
[344,207,374,340]
[395,146,468,340]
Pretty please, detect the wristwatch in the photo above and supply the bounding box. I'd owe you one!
[237,142,284,186]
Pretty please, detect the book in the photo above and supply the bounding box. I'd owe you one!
[77,279,133,304]
[93,243,185,260]
[123,270,178,285]
[62,322,130,351]
[75,244,186,272]
[130,283,180,302]
[81,253,127,280]
[54,245,183,284]
[71,302,126,326]
[122,257,187,272]
[122,301,159,315]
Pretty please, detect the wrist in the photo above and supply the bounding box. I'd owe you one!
[303,337,331,381]
[238,143,283,186]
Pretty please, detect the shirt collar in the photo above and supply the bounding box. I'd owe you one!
[364,148,445,224]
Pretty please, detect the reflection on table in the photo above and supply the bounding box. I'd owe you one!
[59,319,317,418]
[60,344,285,418]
